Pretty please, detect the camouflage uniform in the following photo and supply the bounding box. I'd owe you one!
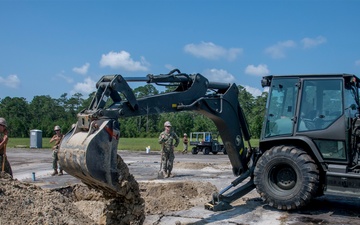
[0,118,12,177]
[0,137,12,177]
[0,155,12,176]
[50,126,64,176]
[182,134,188,154]
[158,130,179,177]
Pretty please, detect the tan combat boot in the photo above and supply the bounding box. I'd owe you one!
[51,170,58,176]
[157,170,166,179]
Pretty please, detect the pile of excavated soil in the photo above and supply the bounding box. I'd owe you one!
[0,173,95,225]
[0,155,146,225]
[0,171,218,224]
[140,180,218,215]
[56,184,145,225]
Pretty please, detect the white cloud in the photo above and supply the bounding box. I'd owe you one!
[263,86,269,93]
[0,74,20,88]
[245,64,270,76]
[264,40,296,59]
[301,36,327,49]
[72,77,96,95]
[184,42,243,61]
[73,63,90,75]
[165,64,176,71]
[57,71,74,83]
[200,69,263,97]
[355,59,360,66]
[203,68,236,83]
[100,51,149,71]
[243,85,263,97]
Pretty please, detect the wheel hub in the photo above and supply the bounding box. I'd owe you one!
[272,166,296,190]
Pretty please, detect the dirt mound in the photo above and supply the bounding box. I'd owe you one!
[0,172,144,225]
[140,180,218,215]
[0,171,217,224]
[55,184,145,225]
[0,173,95,225]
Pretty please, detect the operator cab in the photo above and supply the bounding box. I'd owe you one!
[261,74,360,162]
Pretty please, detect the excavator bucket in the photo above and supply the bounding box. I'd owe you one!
[58,118,121,195]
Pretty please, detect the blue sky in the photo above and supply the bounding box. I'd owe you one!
[1,0,360,101]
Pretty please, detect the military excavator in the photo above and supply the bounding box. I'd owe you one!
[59,69,360,211]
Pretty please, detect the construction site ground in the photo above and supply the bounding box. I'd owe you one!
[4,148,360,225]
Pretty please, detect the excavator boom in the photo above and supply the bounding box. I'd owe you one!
[58,69,253,200]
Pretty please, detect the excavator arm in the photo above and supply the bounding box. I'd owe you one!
[58,69,256,209]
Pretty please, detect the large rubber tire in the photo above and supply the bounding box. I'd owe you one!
[254,145,319,210]
[191,147,198,155]
[203,147,210,155]
[223,148,227,155]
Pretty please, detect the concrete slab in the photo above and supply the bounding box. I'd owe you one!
[6,148,360,225]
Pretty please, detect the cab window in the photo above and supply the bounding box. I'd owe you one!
[298,79,343,131]
[264,78,298,137]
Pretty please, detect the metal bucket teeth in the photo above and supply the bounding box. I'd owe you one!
[58,119,120,194]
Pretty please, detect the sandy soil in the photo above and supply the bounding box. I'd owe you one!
[4,149,360,225]
[0,161,221,225]
[140,181,217,215]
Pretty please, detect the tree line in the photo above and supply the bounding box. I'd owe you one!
[0,84,267,139]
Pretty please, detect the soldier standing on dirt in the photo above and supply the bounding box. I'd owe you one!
[50,125,64,176]
[158,121,179,178]
[182,133,188,154]
[0,117,13,177]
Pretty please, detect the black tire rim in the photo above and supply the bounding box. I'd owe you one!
[269,163,297,191]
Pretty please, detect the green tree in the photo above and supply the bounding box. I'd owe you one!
[80,92,96,111]
[237,85,267,138]
[133,84,160,136]
[251,92,267,138]
[0,97,30,137]
[67,93,84,118]
[29,95,69,137]
[133,84,159,97]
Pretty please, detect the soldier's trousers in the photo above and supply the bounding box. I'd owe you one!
[0,154,13,177]
[161,151,175,173]
[183,143,188,153]
[52,149,62,171]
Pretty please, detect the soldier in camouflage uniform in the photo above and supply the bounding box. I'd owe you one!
[182,133,189,154]
[50,125,64,176]
[0,117,13,177]
[158,121,179,178]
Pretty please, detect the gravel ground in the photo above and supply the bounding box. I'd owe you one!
[3,148,360,225]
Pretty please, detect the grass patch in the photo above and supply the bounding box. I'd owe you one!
[7,137,162,150]
[7,137,260,151]
[8,138,53,148]
[118,138,162,151]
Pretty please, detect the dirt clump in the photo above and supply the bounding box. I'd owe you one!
[0,173,95,225]
[0,169,218,225]
[56,184,145,225]
[140,180,218,215]
[0,172,145,225]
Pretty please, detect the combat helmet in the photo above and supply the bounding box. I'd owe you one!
[164,121,172,127]
[0,118,7,127]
